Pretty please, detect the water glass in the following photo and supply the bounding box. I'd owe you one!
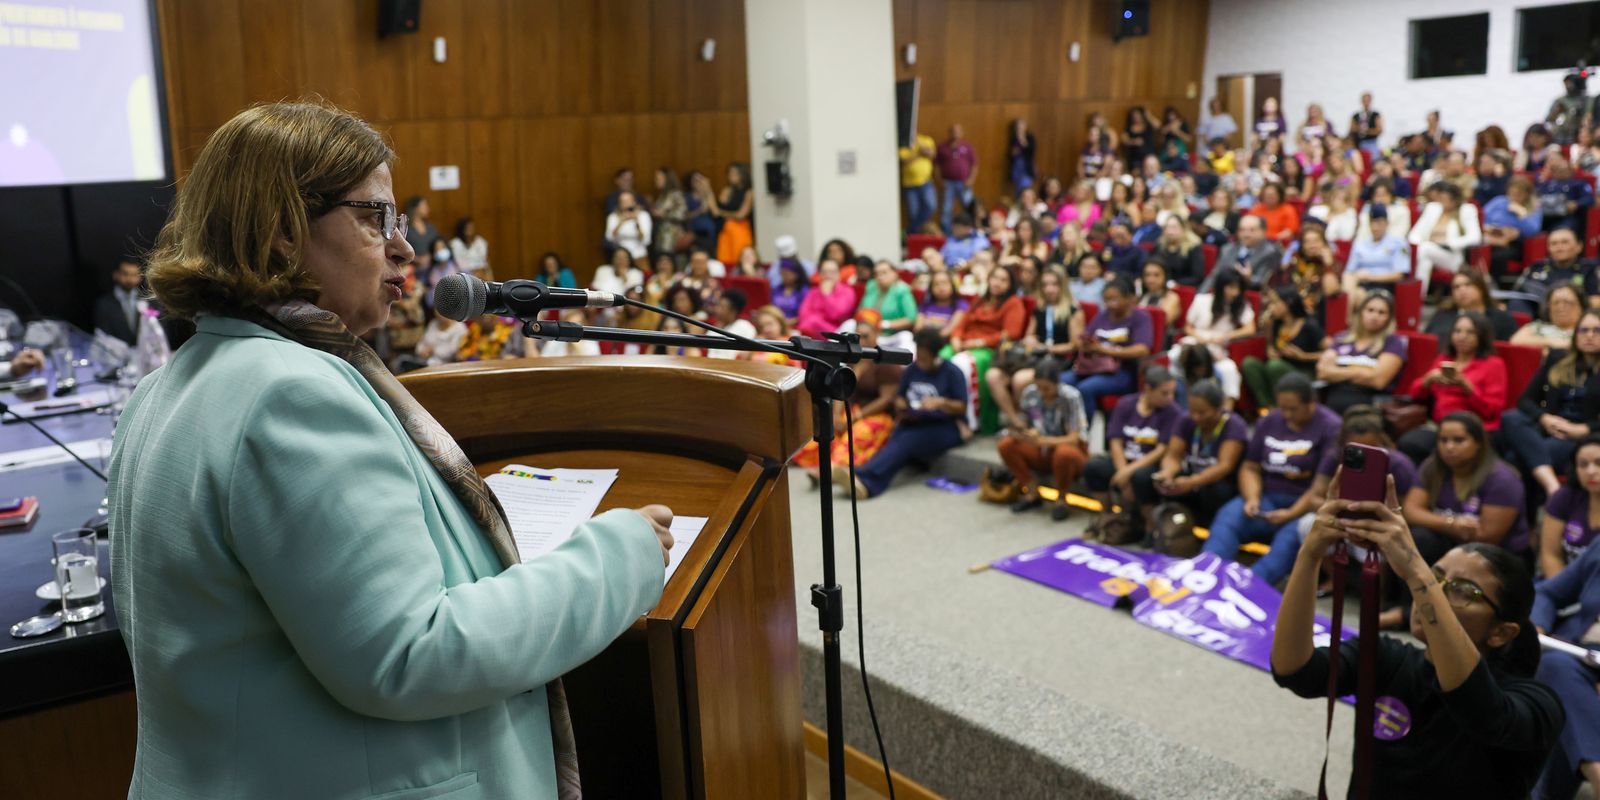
[52,528,104,623]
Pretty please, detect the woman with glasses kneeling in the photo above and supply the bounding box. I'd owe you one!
[1498,308,1600,498]
[1531,537,1600,799]
[1272,476,1561,799]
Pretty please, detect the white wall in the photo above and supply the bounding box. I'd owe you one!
[745,0,900,262]
[1203,0,1579,151]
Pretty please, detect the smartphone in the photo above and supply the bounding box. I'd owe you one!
[1338,443,1390,519]
[1439,360,1458,378]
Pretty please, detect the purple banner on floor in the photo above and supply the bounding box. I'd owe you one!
[993,539,1352,673]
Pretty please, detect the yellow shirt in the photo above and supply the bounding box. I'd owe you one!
[1208,150,1236,175]
[899,134,935,187]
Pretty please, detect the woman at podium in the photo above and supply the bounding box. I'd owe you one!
[106,101,673,799]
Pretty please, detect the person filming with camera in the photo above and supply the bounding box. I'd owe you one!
[1270,471,1563,799]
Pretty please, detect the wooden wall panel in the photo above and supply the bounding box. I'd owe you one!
[158,0,1201,283]
[894,0,1210,206]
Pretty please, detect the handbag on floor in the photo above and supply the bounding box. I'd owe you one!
[1381,398,1429,438]
[1148,502,1201,557]
[1089,505,1140,546]
[978,467,1021,505]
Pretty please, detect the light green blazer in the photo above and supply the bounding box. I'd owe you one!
[108,316,665,799]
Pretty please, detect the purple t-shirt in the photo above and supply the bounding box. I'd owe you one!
[1330,333,1407,392]
[1316,447,1419,499]
[1085,307,1155,379]
[1433,461,1529,552]
[1108,394,1184,462]
[918,297,970,330]
[1246,405,1342,497]
[1544,485,1599,563]
[1170,412,1249,473]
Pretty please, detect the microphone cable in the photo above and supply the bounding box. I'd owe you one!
[0,400,109,482]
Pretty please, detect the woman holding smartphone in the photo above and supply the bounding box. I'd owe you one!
[1272,474,1562,800]
[1398,312,1507,466]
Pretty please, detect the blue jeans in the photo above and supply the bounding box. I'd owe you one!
[1010,158,1034,192]
[1498,409,1577,476]
[941,179,973,234]
[1534,652,1600,800]
[904,182,936,235]
[1062,369,1136,428]
[855,421,964,497]
[1201,492,1304,586]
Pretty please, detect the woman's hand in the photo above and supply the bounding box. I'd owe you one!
[7,348,43,377]
[633,504,677,567]
[1338,475,1429,580]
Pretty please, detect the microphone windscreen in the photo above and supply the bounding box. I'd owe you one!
[434,273,485,321]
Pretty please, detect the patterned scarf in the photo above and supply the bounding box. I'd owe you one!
[252,300,582,798]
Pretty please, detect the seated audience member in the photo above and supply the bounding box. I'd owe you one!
[1202,214,1282,291]
[1473,149,1511,206]
[1536,153,1595,234]
[1304,405,1418,509]
[1426,270,1518,342]
[771,259,810,322]
[766,235,815,288]
[1243,284,1326,411]
[1050,220,1092,271]
[1420,150,1477,202]
[1149,216,1206,287]
[1275,511,1560,799]
[1202,373,1341,585]
[703,289,757,358]
[1137,260,1182,337]
[1068,254,1107,306]
[1063,275,1153,423]
[1006,187,1050,229]
[794,315,904,481]
[836,328,967,499]
[678,248,724,308]
[1270,225,1341,315]
[406,310,469,369]
[1306,183,1358,242]
[1510,283,1583,354]
[1355,180,1412,241]
[1532,541,1600,800]
[1343,204,1411,301]
[450,217,491,281]
[1205,137,1235,175]
[604,191,652,261]
[998,357,1090,521]
[1409,182,1483,295]
[0,347,43,380]
[1499,309,1600,497]
[592,247,646,297]
[1188,208,1230,249]
[1095,219,1147,280]
[1200,185,1241,237]
[1136,379,1246,525]
[1003,217,1051,264]
[536,252,577,289]
[744,305,796,362]
[1364,158,1413,200]
[1402,411,1530,569]
[1083,366,1183,533]
[652,314,705,357]
[1170,268,1254,395]
[1250,184,1301,245]
[1508,227,1598,318]
[795,260,857,338]
[1175,342,1239,410]
[957,248,997,295]
[859,260,918,345]
[1146,182,1190,230]
[1535,433,1600,580]
[383,263,427,358]
[94,258,146,346]
[1055,180,1103,229]
[917,270,968,336]
[947,265,1027,432]
[1318,291,1405,413]
[1400,312,1509,464]
[1012,255,1043,297]
[1481,176,1543,276]
[990,267,1082,430]
[729,245,762,279]
[939,214,990,266]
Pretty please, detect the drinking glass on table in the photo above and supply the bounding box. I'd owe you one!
[52,528,104,623]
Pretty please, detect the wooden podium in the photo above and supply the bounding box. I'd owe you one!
[400,355,812,799]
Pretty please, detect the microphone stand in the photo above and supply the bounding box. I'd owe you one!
[519,315,908,800]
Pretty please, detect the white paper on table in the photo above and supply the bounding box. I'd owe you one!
[1539,634,1600,668]
[665,516,708,581]
[0,437,113,473]
[5,389,114,418]
[484,465,619,562]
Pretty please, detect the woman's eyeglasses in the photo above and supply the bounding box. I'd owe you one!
[1430,567,1503,617]
[333,200,408,241]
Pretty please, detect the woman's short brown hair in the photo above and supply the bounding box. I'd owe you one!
[147,100,394,319]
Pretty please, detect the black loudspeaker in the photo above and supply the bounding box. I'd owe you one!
[1113,0,1149,42]
[378,0,422,37]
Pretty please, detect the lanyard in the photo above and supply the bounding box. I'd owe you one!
[1321,543,1381,800]
[1044,306,1056,343]
[1190,417,1227,462]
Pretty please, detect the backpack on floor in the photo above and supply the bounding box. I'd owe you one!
[1148,502,1202,557]
[978,467,1021,505]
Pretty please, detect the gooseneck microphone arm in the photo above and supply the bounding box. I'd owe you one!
[0,400,108,482]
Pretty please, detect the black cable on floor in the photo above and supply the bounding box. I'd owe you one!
[844,403,895,799]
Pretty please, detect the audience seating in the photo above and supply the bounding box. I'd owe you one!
[1081,302,1099,323]
[1174,284,1196,326]
[1495,341,1542,411]
[1228,336,1268,415]
[1332,240,1352,267]
[1096,305,1165,413]
[723,275,771,315]
[1244,290,1260,317]
[1394,281,1423,331]
[1588,207,1600,258]
[1394,331,1437,399]
[1021,295,1038,324]
[1324,292,1349,337]
[1202,244,1217,275]
[1511,311,1532,328]
[906,234,945,258]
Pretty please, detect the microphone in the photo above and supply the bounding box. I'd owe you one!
[0,400,108,482]
[434,274,623,322]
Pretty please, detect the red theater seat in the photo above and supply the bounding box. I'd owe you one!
[1202,244,1218,275]
[1394,281,1422,331]
[1495,342,1542,411]
[1324,292,1349,337]
[1394,331,1437,399]
[722,275,771,315]
[906,234,945,259]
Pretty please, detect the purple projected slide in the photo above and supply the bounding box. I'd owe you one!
[0,0,166,187]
